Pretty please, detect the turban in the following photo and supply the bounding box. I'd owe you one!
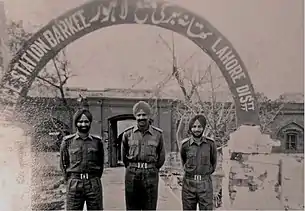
[133,101,152,117]
[73,108,93,126]
[188,114,207,132]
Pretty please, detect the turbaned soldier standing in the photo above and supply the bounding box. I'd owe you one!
[60,109,104,210]
[122,101,166,210]
[180,114,217,210]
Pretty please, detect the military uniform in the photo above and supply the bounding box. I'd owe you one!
[122,125,166,210]
[60,133,104,210]
[180,136,217,210]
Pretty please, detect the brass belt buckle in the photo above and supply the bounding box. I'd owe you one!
[137,163,147,168]
[194,175,201,181]
[81,173,88,179]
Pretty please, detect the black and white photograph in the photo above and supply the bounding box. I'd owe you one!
[0,0,304,210]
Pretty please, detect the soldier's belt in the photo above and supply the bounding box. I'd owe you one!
[129,162,156,169]
[185,174,209,181]
[69,173,99,180]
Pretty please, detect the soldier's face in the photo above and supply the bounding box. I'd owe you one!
[76,114,91,133]
[191,120,204,138]
[135,109,149,127]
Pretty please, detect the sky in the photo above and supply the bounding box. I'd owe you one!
[1,0,304,100]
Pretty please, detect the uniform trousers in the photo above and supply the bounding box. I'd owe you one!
[66,176,103,210]
[182,176,213,210]
[125,166,159,210]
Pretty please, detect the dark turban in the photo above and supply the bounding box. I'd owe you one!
[73,108,93,126]
[188,114,207,132]
[133,101,152,117]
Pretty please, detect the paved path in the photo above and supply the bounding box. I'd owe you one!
[102,167,182,210]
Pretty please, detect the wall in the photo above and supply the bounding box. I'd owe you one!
[268,103,304,139]
[19,97,304,164]
[157,106,173,153]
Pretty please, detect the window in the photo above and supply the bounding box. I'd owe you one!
[285,133,297,150]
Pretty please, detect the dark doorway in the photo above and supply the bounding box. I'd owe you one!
[108,114,136,167]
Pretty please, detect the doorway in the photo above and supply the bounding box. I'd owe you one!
[108,114,136,167]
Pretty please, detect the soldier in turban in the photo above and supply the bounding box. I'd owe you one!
[180,114,217,210]
[60,108,105,210]
[122,101,166,210]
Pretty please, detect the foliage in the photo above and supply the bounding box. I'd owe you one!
[151,33,284,151]
[256,92,284,134]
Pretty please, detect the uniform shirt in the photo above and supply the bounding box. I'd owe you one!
[122,125,166,169]
[60,133,104,180]
[180,136,217,176]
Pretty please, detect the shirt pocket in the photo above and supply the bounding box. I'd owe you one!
[69,148,82,165]
[128,139,139,157]
[200,146,211,165]
[147,140,158,156]
[201,154,210,165]
[200,148,212,174]
[185,151,197,171]
[88,147,98,162]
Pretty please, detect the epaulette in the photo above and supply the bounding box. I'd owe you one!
[204,136,215,142]
[62,134,76,141]
[91,134,102,140]
[151,126,163,133]
[181,137,191,146]
[123,125,135,133]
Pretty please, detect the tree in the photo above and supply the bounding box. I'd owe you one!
[153,33,284,151]
[256,92,284,134]
[154,33,236,151]
[7,20,75,135]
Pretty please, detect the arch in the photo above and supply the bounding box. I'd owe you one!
[108,114,136,167]
[276,121,304,138]
[0,0,259,126]
[275,121,304,153]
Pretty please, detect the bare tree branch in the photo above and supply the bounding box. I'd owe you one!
[8,21,76,132]
[35,75,60,89]
[158,34,173,53]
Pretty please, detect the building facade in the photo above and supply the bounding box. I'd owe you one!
[19,91,304,167]
[19,95,178,167]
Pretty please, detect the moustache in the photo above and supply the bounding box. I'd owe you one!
[192,131,203,137]
[77,126,90,131]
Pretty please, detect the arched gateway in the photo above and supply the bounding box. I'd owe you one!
[0,0,259,126]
